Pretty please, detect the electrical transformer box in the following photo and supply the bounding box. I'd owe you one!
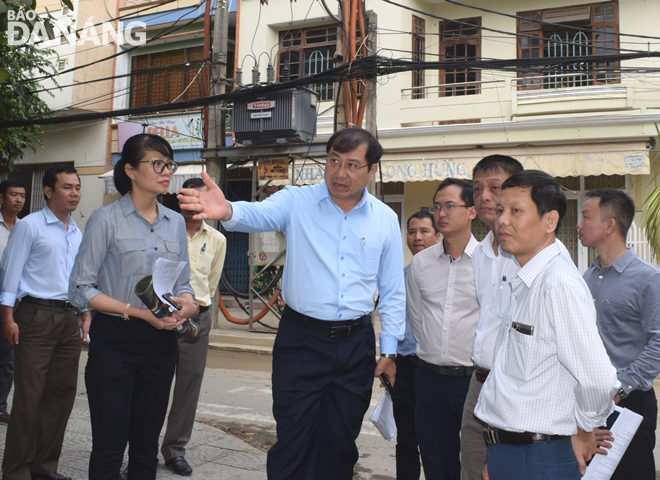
[233,88,319,145]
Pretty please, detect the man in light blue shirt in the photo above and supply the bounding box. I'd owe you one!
[178,128,405,480]
[0,165,90,480]
[393,211,440,480]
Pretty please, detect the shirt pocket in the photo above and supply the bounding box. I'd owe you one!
[361,242,381,277]
[503,325,536,382]
[116,238,147,277]
[164,240,181,261]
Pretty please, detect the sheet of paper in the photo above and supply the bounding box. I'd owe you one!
[152,258,187,312]
[369,391,397,441]
[583,406,643,480]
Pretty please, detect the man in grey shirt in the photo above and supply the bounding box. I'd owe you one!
[578,188,660,480]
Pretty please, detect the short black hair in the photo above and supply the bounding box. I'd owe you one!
[326,127,383,170]
[0,178,27,197]
[43,165,79,202]
[501,170,566,232]
[584,188,635,237]
[473,155,523,178]
[407,210,438,233]
[115,134,174,195]
[182,177,205,189]
[434,178,474,207]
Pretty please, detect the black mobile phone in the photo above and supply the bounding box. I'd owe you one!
[379,373,394,397]
[162,293,182,311]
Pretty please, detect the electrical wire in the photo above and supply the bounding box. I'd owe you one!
[5,51,660,128]
[381,0,650,56]
[444,0,660,43]
[27,3,206,83]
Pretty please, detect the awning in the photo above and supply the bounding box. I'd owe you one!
[271,142,650,185]
[100,164,205,195]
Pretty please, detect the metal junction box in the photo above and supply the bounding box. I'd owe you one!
[233,88,319,145]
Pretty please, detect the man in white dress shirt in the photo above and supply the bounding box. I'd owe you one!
[459,155,522,480]
[474,170,618,480]
[407,178,479,480]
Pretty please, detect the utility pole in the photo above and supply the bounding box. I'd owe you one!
[207,0,230,187]
[207,0,230,327]
[366,11,378,195]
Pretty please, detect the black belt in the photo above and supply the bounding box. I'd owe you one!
[198,305,210,313]
[417,358,474,377]
[23,295,74,310]
[397,354,418,365]
[475,366,490,383]
[483,426,569,446]
[284,306,370,338]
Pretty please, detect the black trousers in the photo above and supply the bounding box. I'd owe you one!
[392,355,420,480]
[85,312,177,480]
[267,310,375,480]
[609,388,657,480]
[415,366,471,480]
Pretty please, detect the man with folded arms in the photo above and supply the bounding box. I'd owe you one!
[475,170,618,480]
[578,188,660,480]
[407,178,479,480]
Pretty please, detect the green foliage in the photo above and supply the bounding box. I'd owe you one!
[0,0,74,168]
[0,34,57,168]
[641,123,660,260]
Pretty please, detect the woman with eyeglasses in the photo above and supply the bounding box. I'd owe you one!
[69,134,199,480]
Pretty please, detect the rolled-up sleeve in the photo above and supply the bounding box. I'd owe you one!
[0,221,33,306]
[69,209,111,311]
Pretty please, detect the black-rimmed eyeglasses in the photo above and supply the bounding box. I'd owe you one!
[428,203,470,213]
[140,159,178,174]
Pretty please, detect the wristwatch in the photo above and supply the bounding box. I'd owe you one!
[380,353,396,360]
[616,388,629,400]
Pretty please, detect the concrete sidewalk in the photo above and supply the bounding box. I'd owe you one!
[0,350,268,480]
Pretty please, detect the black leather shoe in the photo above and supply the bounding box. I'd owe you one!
[165,457,193,476]
[31,473,73,480]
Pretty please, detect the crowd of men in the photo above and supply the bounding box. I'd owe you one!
[0,127,658,480]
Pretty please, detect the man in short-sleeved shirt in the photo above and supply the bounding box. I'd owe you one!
[162,178,227,476]
[578,188,660,480]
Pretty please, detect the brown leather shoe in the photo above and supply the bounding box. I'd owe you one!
[0,410,9,424]
[31,472,73,480]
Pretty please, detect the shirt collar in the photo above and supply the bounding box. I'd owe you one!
[317,182,372,212]
[516,241,561,288]
[189,221,212,239]
[593,247,636,273]
[479,230,497,259]
[437,234,479,259]
[42,205,78,231]
[119,192,174,221]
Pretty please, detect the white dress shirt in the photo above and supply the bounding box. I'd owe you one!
[471,232,573,370]
[407,235,480,366]
[475,242,619,435]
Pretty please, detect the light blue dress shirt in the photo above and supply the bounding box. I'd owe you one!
[223,182,405,354]
[0,206,82,306]
[397,265,417,356]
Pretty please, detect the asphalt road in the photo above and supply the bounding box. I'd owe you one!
[200,349,399,480]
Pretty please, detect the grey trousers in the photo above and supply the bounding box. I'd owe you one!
[460,372,487,480]
[1,301,81,480]
[161,309,211,461]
